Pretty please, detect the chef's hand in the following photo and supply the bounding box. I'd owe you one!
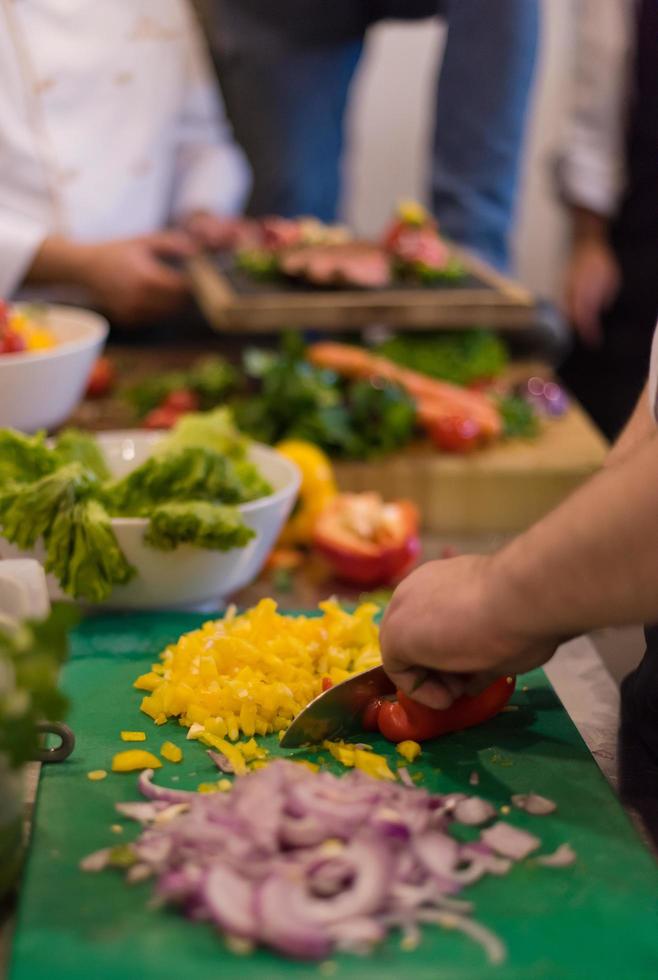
[79,231,197,325]
[380,556,561,710]
[563,220,620,348]
[180,210,239,251]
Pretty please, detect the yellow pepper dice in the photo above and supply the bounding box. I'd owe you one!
[120,731,146,742]
[275,441,337,546]
[160,741,183,763]
[111,750,162,772]
[396,740,422,763]
[323,740,396,781]
[87,770,107,781]
[136,599,381,744]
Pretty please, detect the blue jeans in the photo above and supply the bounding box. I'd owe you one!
[204,0,539,269]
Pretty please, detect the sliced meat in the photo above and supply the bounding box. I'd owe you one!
[279,243,392,289]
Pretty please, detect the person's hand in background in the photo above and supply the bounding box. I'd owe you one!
[27,231,197,326]
[380,554,562,710]
[181,210,242,251]
[563,207,620,348]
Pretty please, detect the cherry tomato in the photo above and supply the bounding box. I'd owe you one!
[85,356,116,398]
[0,300,9,332]
[361,697,385,732]
[428,415,483,454]
[144,406,180,429]
[0,330,27,355]
[162,388,200,413]
[377,676,515,743]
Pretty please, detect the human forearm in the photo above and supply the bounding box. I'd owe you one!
[570,206,609,245]
[492,434,658,640]
[24,236,95,287]
[606,382,653,467]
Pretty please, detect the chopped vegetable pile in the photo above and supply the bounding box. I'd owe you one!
[0,410,271,602]
[136,599,380,738]
[83,760,573,963]
[0,301,55,356]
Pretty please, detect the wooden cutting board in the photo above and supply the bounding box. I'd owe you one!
[335,404,608,533]
[9,613,658,980]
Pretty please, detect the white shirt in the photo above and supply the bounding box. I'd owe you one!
[0,0,250,297]
[557,0,635,217]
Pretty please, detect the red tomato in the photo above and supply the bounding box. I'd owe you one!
[361,697,385,732]
[162,388,200,413]
[428,415,483,454]
[85,357,116,398]
[0,300,9,332]
[0,330,27,355]
[144,406,180,429]
[377,676,515,743]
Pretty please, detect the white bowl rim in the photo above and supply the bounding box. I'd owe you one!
[0,303,109,367]
[92,429,301,527]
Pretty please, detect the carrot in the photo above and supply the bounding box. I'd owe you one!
[307,342,502,439]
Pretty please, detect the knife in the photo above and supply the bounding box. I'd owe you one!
[279,665,396,748]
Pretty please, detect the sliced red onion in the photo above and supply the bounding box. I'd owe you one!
[481,822,540,860]
[79,848,111,872]
[453,797,496,827]
[115,801,169,823]
[469,771,480,787]
[328,917,386,954]
[205,864,256,938]
[126,863,152,884]
[511,793,557,816]
[255,873,333,960]
[397,766,414,788]
[536,843,576,868]
[412,831,459,878]
[207,750,234,774]
[138,769,195,803]
[418,910,506,965]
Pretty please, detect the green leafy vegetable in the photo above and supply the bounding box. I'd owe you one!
[234,337,415,459]
[0,429,56,485]
[0,463,95,551]
[0,604,76,769]
[53,428,111,481]
[157,407,248,460]
[235,248,281,280]
[144,501,255,552]
[45,499,135,602]
[106,447,271,516]
[125,357,238,417]
[377,331,508,387]
[497,395,540,440]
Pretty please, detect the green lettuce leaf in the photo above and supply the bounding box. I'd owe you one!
[0,463,95,550]
[0,429,56,486]
[144,501,255,552]
[53,429,111,481]
[106,446,271,516]
[45,498,135,602]
[156,407,248,459]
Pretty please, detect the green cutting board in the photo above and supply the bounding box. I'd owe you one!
[9,613,658,980]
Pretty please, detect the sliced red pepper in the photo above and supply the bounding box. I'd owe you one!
[376,675,515,743]
[313,494,420,588]
[361,696,385,732]
[321,677,333,693]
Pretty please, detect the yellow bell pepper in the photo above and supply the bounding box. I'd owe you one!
[120,731,146,742]
[87,770,107,781]
[275,441,337,546]
[323,740,396,781]
[111,750,162,772]
[160,741,183,763]
[396,740,422,763]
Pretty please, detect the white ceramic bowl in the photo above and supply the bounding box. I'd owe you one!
[0,431,300,610]
[0,304,108,432]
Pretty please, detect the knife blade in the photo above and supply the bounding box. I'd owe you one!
[279,665,395,748]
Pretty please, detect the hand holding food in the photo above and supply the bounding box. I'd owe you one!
[380,555,561,709]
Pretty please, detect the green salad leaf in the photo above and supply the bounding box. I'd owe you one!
[45,499,135,602]
[157,407,248,459]
[377,331,508,387]
[53,429,111,481]
[0,463,95,551]
[125,357,238,417]
[0,429,56,485]
[144,501,255,552]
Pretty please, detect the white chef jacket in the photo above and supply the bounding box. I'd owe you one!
[557,0,635,218]
[0,0,250,297]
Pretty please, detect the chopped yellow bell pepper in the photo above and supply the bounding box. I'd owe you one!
[198,733,248,775]
[396,740,422,763]
[161,741,183,763]
[136,599,381,743]
[87,770,107,781]
[323,740,396,781]
[120,731,146,742]
[111,750,162,772]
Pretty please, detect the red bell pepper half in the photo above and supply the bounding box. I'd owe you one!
[313,493,420,588]
[366,675,515,743]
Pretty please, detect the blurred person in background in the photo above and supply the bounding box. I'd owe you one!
[0,0,249,328]
[194,0,540,272]
[559,0,658,440]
